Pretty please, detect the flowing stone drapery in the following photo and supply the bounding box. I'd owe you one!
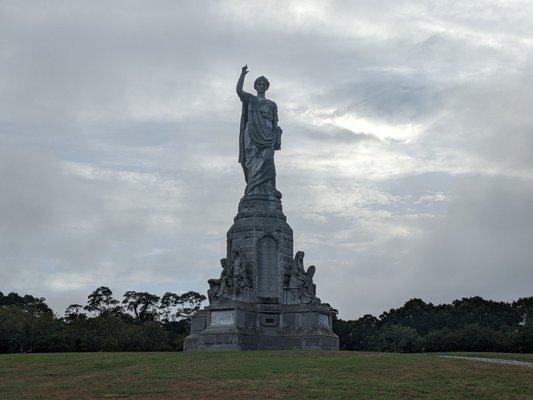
[238,91,281,196]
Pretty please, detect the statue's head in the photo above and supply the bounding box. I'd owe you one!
[295,251,305,260]
[254,76,270,94]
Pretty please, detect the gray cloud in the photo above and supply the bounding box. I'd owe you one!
[405,176,533,300]
[1,1,532,318]
[298,124,381,144]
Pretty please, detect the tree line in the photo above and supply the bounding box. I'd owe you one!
[0,287,205,353]
[333,296,533,353]
[1,289,532,353]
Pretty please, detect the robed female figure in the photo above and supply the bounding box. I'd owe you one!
[236,65,282,196]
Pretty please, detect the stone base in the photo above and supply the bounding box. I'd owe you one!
[184,192,340,352]
[184,301,339,352]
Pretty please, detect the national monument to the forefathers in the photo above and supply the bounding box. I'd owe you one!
[184,66,339,351]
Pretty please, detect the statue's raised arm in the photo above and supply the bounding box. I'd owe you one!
[236,65,249,99]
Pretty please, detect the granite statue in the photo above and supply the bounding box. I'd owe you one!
[184,66,339,351]
[288,251,320,304]
[230,246,253,291]
[207,246,252,303]
[207,258,231,303]
[236,65,283,196]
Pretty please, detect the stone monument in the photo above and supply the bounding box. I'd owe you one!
[184,66,339,351]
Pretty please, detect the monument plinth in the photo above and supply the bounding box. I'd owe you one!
[184,66,339,351]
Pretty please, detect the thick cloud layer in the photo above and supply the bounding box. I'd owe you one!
[1,1,532,318]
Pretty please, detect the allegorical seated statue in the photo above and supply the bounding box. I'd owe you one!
[230,246,252,291]
[288,251,319,304]
[207,246,252,303]
[236,65,283,197]
[207,258,232,303]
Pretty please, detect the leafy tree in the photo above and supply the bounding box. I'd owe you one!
[159,292,181,321]
[452,324,513,352]
[64,304,86,322]
[513,297,533,326]
[163,319,190,350]
[2,288,532,354]
[423,328,458,352]
[137,322,172,351]
[0,291,52,315]
[446,297,520,330]
[122,291,160,322]
[0,306,60,353]
[84,286,123,317]
[515,318,533,352]
[175,291,206,321]
[334,314,379,351]
[369,324,423,353]
[380,298,442,335]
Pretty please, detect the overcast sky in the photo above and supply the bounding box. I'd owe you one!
[1,1,532,319]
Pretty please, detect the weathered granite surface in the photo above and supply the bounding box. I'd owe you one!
[184,66,339,351]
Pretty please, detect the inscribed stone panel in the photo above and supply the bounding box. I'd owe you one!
[258,236,278,298]
[211,310,235,326]
[319,314,330,330]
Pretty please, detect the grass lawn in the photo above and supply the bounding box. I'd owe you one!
[0,351,532,400]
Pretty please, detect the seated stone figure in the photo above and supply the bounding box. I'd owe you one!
[288,251,305,288]
[207,258,233,303]
[288,251,320,304]
[301,265,317,303]
[230,246,252,292]
[208,246,253,304]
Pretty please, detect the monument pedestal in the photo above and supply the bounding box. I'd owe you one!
[184,193,339,351]
[184,301,338,351]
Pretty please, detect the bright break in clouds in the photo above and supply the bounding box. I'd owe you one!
[1,1,532,318]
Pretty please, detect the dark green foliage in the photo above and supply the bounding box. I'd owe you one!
[159,292,181,321]
[423,327,458,352]
[122,291,160,322]
[445,297,521,330]
[176,291,207,321]
[64,304,86,322]
[60,315,171,351]
[423,325,514,352]
[369,325,423,353]
[515,319,533,352]
[84,286,123,317]
[159,291,206,322]
[335,296,533,353]
[0,288,205,353]
[380,298,443,335]
[0,291,53,314]
[164,320,191,351]
[1,289,531,353]
[334,314,379,350]
[0,305,62,353]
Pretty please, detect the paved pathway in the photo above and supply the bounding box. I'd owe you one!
[440,355,533,368]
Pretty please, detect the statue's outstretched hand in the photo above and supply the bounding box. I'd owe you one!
[241,65,249,75]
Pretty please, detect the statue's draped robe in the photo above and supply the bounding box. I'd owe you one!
[238,91,279,195]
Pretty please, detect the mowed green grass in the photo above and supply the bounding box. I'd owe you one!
[1,351,532,400]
